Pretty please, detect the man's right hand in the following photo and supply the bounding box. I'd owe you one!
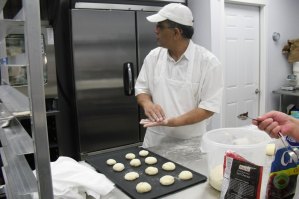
[143,102,165,122]
[136,93,165,122]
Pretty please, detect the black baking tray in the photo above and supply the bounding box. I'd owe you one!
[85,146,207,199]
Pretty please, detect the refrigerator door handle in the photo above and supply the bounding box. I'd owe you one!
[123,62,135,96]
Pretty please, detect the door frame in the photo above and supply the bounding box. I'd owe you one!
[217,0,268,127]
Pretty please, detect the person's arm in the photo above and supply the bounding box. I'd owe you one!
[136,93,165,122]
[142,107,213,127]
[167,108,213,126]
[252,111,299,141]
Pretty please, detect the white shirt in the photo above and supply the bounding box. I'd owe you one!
[135,40,223,114]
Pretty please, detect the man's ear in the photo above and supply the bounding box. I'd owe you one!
[173,28,183,39]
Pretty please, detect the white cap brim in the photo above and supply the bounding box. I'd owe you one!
[146,14,167,23]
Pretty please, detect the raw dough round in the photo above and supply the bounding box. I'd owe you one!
[145,156,157,165]
[125,153,136,160]
[266,143,276,156]
[162,162,176,171]
[113,163,125,172]
[178,170,193,180]
[136,182,152,193]
[106,159,116,166]
[145,166,158,176]
[209,164,223,191]
[139,150,149,157]
[160,175,175,186]
[130,158,141,167]
[124,172,139,181]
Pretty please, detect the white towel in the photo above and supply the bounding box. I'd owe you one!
[33,156,114,199]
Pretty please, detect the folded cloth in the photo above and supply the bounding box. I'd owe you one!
[33,156,114,199]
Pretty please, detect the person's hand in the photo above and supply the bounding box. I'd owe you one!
[143,102,165,122]
[252,111,296,139]
[140,118,169,127]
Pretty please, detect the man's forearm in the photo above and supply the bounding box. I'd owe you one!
[136,93,153,108]
[167,108,214,127]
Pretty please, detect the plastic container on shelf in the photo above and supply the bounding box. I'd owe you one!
[201,127,271,191]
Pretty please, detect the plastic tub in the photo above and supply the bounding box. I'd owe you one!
[202,127,271,191]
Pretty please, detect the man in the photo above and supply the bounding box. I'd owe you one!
[135,3,223,147]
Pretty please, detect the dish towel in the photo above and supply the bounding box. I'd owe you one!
[33,156,114,199]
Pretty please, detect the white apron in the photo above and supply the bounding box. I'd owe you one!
[143,48,207,148]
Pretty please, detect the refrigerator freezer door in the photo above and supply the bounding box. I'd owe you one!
[71,9,139,154]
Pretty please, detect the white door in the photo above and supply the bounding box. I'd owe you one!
[223,3,260,127]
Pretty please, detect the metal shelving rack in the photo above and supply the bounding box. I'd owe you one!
[0,0,53,198]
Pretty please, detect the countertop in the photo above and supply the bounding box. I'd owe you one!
[94,137,298,199]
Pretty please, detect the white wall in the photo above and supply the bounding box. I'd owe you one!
[266,0,299,111]
[188,0,211,50]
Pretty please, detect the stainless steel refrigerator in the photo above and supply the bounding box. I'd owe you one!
[71,7,157,156]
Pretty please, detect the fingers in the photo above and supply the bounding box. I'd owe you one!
[140,119,151,125]
[140,118,168,127]
[265,121,281,138]
[143,121,159,128]
[252,119,259,126]
[258,118,274,130]
[269,126,281,139]
[256,118,281,138]
[145,104,165,122]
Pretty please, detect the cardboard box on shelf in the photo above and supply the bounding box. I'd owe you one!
[282,38,299,63]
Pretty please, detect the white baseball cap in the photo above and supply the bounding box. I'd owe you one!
[147,3,193,26]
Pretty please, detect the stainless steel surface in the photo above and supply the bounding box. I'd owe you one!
[0,19,24,41]
[0,118,34,155]
[71,9,156,155]
[0,0,7,12]
[273,89,299,97]
[273,89,299,112]
[1,151,38,197]
[0,119,10,128]
[23,0,53,198]
[75,3,162,11]
[0,85,29,115]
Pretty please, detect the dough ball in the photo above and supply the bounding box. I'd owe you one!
[209,164,223,191]
[160,175,175,186]
[139,150,149,157]
[162,162,176,171]
[178,170,193,180]
[106,159,116,166]
[124,172,139,181]
[145,156,157,165]
[113,163,125,172]
[266,143,276,156]
[145,166,158,176]
[125,153,136,160]
[136,182,152,193]
[130,158,141,167]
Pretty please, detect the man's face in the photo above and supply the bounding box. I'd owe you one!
[154,21,175,48]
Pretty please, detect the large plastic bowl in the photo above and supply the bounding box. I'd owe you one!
[202,127,271,190]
